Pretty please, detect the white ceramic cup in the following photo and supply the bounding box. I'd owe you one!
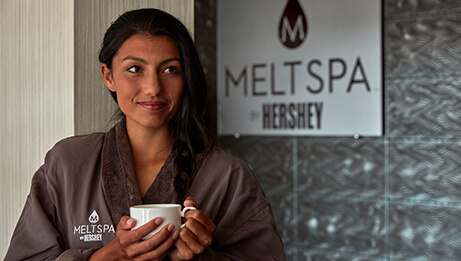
[130,204,196,240]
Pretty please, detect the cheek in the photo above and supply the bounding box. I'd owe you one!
[173,88,185,106]
[175,87,184,99]
[168,80,184,102]
[115,79,137,97]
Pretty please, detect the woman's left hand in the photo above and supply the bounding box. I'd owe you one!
[168,197,216,260]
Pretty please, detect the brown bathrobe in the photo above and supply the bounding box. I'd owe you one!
[5,118,286,260]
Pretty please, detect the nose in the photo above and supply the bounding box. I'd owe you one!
[143,72,163,97]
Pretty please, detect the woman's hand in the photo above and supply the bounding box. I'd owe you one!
[168,197,216,261]
[89,216,179,261]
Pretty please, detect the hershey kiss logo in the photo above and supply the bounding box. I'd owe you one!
[89,210,99,224]
[278,0,308,49]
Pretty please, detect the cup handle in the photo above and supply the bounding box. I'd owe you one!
[180,207,196,229]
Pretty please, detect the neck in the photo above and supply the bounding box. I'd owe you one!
[125,121,175,197]
[126,121,174,167]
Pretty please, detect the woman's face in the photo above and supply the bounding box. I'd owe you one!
[101,33,184,132]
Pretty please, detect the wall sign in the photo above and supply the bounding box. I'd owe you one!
[217,0,383,136]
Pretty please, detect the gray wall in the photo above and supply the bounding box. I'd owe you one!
[195,1,461,260]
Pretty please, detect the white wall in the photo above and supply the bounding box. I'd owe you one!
[0,0,193,258]
[0,0,75,257]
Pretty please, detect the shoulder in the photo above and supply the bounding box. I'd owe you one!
[43,132,106,172]
[200,147,260,183]
[51,133,105,154]
[197,146,263,194]
[192,147,272,243]
[202,147,251,172]
[31,133,106,200]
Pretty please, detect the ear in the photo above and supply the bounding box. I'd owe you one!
[101,64,116,92]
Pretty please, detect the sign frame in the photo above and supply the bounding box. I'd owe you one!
[217,0,384,137]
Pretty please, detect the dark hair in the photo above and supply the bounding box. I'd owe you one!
[99,8,214,202]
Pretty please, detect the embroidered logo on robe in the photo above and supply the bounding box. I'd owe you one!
[89,210,99,224]
[74,209,115,242]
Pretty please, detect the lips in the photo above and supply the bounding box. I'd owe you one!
[138,101,166,111]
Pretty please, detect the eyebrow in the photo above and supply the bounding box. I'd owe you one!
[122,56,148,64]
[121,56,181,66]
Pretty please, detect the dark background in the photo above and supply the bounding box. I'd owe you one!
[195,1,461,260]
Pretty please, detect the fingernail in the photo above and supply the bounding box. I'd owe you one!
[155,218,163,225]
[168,224,175,232]
[172,231,179,239]
[127,218,134,225]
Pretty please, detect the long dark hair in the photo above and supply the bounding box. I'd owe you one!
[99,8,214,202]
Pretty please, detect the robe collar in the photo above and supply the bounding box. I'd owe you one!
[101,117,179,224]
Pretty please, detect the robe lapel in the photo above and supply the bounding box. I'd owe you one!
[142,153,179,204]
[101,118,142,224]
[101,117,208,225]
[143,150,208,204]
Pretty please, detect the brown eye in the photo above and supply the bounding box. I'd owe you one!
[163,66,180,74]
[127,66,141,73]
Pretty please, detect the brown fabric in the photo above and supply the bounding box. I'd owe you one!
[5,133,112,260]
[142,153,178,204]
[186,148,286,260]
[102,117,179,225]
[101,118,139,226]
[6,119,286,260]
[55,248,99,261]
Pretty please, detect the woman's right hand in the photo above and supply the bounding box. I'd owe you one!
[89,216,179,260]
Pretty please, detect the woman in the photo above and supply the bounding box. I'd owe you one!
[5,8,286,260]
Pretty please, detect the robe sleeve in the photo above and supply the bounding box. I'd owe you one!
[188,148,287,261]
[4,163,99,261]
[194,204,284,261]
[216,204,285,261]
[196,205,285,261]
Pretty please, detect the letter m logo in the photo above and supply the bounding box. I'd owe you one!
[89,210,99,224]
[278,0,308,49]
[281,16,305,44]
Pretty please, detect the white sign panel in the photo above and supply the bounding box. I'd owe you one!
[217,0,382,136]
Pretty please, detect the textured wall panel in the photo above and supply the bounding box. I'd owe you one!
[298,138,385,199]
[194,0,217,136]
[283,245,298,261]
[389,203,461,260]
[299,251,388,261]
[385,0,461,17]
[75,0,194,134]
[0,0,74,257]
[299,199,386,258]
[389,141,461,200]
[386,13,461,79]
[387,77,461,137]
